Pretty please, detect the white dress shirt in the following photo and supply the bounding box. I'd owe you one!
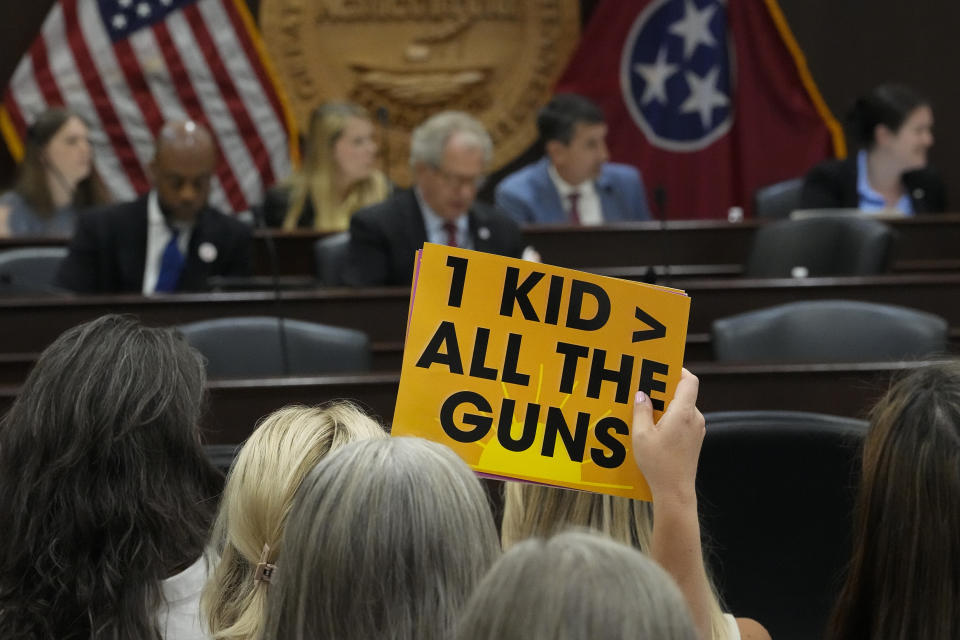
[547,163,603,225]
[143,191,193,295]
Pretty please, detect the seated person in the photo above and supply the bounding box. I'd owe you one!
[56,120,252,294]
[259,437,499,640]
[203,403,386,640]
[495,93,652,225]
[455,531,698,640]
[501,371,769,640]
[342,111,523,287]
[261,102,390,231]
[800,84,946,214]
[0,107,109,236]
[827,361,960,639]
[0,315,223,639]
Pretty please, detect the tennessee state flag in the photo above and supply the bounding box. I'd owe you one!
[556,0,845,219]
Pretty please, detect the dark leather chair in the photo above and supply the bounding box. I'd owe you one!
[0,247,68,293]
[204,444,241,476]
[313,232,349,286]
[177,316,370,378]
[711,299,948,363]
[753,177,803,219]
[745,216,895,278]
[698,410,868,640]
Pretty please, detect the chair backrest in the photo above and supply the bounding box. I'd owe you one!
[698,410,868,640]
[745,216,895,278]
[753,177,804,219]
[177,316,371,378]
[0,247,68,292]
[313,232,350,286]
[711,299,948,363]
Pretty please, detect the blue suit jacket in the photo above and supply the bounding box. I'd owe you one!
[495,157,652,225]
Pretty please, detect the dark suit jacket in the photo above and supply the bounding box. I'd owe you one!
[259,184,315,228]
[800,156,947,214]
[342,189,524,287]
[56,195,252,293]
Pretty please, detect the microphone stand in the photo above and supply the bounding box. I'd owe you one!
[254,207,291,376]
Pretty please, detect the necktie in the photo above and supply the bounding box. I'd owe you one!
[567,191,582,225]
[443,222,458,248]
[155,228,185,292]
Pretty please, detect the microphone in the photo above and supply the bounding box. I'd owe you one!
[642,185,669,285]
[253,205,291,376]
[376,106,390,184]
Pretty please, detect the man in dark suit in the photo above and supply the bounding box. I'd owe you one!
[342,111,524,287]
[57,120,251,294]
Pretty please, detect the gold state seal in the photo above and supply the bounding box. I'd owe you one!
[258,0,580,184]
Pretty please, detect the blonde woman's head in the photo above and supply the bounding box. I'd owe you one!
[501,482,653,551]
[202,402,387,640]
[261,437,500,640]
[455,530,698,640]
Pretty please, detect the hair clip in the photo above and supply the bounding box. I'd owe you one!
[254,543,276,584]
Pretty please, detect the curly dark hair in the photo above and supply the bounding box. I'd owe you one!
[0,314,222,639]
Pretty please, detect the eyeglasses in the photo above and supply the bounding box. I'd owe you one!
[430,165,485,190]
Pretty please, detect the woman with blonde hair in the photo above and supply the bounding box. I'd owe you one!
[455,530,698,640]
[502,371,769,640]
[202,402,387,640]
[263,102,389,230]
[260,437,500,640]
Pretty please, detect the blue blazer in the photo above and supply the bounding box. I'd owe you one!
[495,157,652,225]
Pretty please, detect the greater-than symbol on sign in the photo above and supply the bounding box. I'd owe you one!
[632,306,666,342]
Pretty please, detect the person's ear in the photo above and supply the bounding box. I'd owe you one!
[874,124,895,147]
[545,139,567,164]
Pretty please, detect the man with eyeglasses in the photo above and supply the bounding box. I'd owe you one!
[343,111,524,287]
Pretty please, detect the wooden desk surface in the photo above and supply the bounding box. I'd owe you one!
[6,213,960,276]
[4,273,960,353]
[0,360,917,443]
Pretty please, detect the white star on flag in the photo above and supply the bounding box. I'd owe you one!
[633,46,679,106]
[669,0,717,59]
[118,0,133,7]
[111,13,127,29]
[679,67,729,128]
[136,3,151,17]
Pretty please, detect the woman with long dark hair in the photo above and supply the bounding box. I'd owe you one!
[0,315,222,639]
[801,84,945,214]
[827,361,960,640]
[0,107,109,236]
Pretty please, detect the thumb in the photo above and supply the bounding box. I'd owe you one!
[632,390,655,439]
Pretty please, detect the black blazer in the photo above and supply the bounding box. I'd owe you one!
[800,156,947,214]
[342,189,525,287]
[56,195,252,293]
[259,184,314,228]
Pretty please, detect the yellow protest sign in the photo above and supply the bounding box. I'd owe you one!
[392,243,690,500]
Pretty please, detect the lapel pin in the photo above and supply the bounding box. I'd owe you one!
[912,188,925,200]
[478,226,491,240]
[198,242,218,263]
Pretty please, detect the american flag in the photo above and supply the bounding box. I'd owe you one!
[0,0,296,215]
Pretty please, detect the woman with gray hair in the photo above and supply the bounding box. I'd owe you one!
[260,437,499,640]
[455,530,698,640]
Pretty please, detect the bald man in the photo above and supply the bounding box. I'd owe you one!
[57,121,251,294]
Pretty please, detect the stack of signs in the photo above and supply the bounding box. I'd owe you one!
[393,244,690,501]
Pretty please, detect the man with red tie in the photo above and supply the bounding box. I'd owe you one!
[343,111,524,287]
[57,120,251,294]
[495,93,652,226]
